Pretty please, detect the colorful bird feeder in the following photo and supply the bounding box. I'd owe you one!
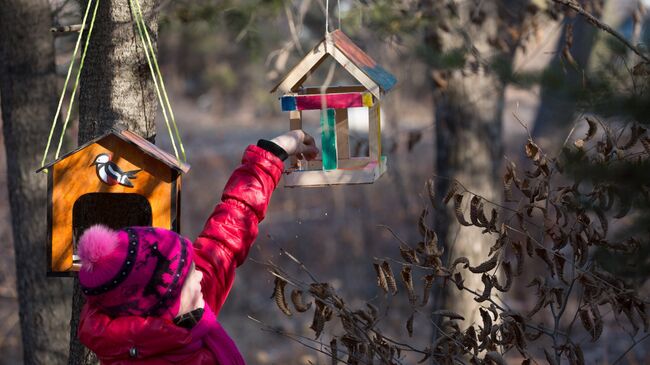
[37,127,190,275]
[271,30,397,187]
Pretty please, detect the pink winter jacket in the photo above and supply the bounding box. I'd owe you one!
[78,145,284,364]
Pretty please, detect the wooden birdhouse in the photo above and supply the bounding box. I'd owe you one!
[37,127,190,275]
[271,30,397,187]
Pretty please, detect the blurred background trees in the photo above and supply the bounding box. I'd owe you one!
[0,0,648,364]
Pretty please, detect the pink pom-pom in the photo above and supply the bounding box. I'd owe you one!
[78,225,119,272]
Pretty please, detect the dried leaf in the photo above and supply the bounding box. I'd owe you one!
[525,139,541,161]
[399,244,420,264]
[584,117,598,142]
[475,274,493,302]
[406,313,414,337]
[433,309,465,321]
[421,274,434,307]
[310,300,328,339]
[374,263,388,294]
[554,253,567,284]
[469,254,498,274]
[443,181,460,205]
[401,266,418,305]
[492,261,512,292]
[273,277,291,316]
[579,309,594,339]
[454,194,472,226]
[479,308,492,340]
[470,196,483,226]
[641,137,650,155]
[453,272,464,290]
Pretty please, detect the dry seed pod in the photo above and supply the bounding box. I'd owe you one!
[468,254,498,274]
[443,181,459,205]
[479,308,492,340]
[433,310,464,321]
[290,289,312,313]
[381,261,398,295]
[400,266,417,305]
[453,194,473,226]
[406,313,414,337]
[585,117,598,142]
[366,303,378,321]
[399,244,419,264]
[373,263,388,294]
[474,274,493,302]
[273,277,291,316]
[418,209,434,238]
[492,261,512,292]
[421,274,435,307]
[470,195,483,226]
[452,256,470,271]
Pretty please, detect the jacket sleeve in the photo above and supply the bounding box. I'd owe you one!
[192,145,284,316]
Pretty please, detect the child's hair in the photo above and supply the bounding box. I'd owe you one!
[77,225,194,319]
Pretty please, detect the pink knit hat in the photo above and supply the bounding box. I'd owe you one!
[78,225,194,319]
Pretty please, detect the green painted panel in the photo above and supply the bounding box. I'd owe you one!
[320,109,337,170]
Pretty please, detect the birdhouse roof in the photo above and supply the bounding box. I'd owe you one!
[37,127,190,174]
[270,30,397,99]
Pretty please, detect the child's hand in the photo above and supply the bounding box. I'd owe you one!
[271,130,319,160]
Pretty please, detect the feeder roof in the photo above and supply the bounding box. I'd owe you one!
[271,30,397,99]
[37,126,190,174]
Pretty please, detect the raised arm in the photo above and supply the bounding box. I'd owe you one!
[193,131,317,315]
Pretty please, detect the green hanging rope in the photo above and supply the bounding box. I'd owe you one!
[131,0,186,163]
[41,0,98,170]
[54,0,101,160]
[42,0,187,171]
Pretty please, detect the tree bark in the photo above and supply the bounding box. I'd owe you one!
[69,0,159,363]
[0,0,73,364]
[423,0,526,338]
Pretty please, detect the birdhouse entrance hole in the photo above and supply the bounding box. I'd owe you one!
[71,193,152,268]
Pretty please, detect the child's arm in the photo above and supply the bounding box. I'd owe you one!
[192,131,317,316]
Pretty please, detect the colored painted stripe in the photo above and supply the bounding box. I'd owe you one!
[320,109,337,170]
[280,92,373,111]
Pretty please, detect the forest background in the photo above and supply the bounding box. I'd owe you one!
[0,0,649,364]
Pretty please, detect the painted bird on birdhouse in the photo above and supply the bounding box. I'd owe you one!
[92,153,141,188]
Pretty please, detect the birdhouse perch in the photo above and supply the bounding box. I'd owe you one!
[271,30,397,187]
[37,127,190,275]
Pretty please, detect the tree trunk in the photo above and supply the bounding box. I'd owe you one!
[69,0,159,363]
[423,0,518,336]
[0,0,73,364]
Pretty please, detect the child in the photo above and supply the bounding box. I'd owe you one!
[77,130,318,364]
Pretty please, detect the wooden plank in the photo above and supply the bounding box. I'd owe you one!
[335,108,350,159]
[289,110,302,168]
[284,156,387,187]
[320,109,338,170]
[330,30,397,94]
[271,39,329,94]
[302,157,370,170]
[326,37,383,100]
[280,92,373,111]
[368,102,382,161]
[303,85,367,95]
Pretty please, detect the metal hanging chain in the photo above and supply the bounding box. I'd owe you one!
[41,0,100,170]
